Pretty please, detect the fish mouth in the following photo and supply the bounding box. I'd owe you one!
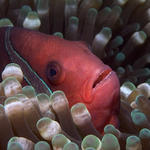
[92,67,112,89]
[89,68,120,132]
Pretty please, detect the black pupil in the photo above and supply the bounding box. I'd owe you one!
[50,68,57,77]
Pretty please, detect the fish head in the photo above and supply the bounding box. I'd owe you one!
[9,27,120,133]
[48,41,120,132]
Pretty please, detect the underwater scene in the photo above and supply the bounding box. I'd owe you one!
[0,0,150,149]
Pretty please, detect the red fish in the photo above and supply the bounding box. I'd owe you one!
[0,27,120,133]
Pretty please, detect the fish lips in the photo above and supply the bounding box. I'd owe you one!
[92,67,113,90]
[83,66,119,103]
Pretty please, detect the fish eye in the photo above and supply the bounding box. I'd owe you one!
[50,68,57,77]
[46,61,65,85]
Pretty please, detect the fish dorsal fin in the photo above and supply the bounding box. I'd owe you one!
[4,27,52,96]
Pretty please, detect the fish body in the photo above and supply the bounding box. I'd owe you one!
[0,27,120,133]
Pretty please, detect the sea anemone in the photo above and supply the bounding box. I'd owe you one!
[0,0,150,149]
[0,62,150,150]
